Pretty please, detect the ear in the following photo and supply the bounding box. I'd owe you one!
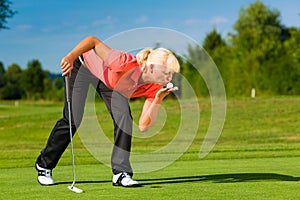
[149,64,154,73]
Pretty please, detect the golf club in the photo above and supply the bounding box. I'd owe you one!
[65,76,84,193]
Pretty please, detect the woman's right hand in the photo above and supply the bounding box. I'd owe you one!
[155,86,178,101]
[60,54,75,76]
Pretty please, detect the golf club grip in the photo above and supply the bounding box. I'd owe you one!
[64,76,70,102]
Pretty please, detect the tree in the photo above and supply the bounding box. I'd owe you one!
[184,29,232,97]
[5,63,21,84]
[229,0,288,95]
[232,1,285,59]
[0,62,6,99]
[284,28,300,65]
[279,27,300,94]
[20,60,45,99]
[2,63,23,99]
[0,0,16,30]
[183,44,210,97]
[0,61,6,87]
[203,28,226,53]
[202,28,231,94]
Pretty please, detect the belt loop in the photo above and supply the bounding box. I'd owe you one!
[78,55,85,66]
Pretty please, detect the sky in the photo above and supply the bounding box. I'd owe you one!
[0,0,299,73]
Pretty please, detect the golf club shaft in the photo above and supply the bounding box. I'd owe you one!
[64,76,76,187]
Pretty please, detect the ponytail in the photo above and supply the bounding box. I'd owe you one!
[136,48,152,66]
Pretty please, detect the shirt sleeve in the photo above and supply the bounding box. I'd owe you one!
[144,84,162,102]
[103,49,137,72]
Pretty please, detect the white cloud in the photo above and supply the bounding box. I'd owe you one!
[183,16,228,26]
[210,16,228,25]
[184,18,207,26]
[15,24,32,31]
[135,15,148,23]
[92,16,118,26]
[42,25,61,33]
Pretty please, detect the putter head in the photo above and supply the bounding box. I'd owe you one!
[68,185,84,193]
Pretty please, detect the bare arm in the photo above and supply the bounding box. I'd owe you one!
[138,87,178,132]
[139,98,162,132]
[61,36,111,76]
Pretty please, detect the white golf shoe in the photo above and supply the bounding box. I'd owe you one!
[35,163,54,185]
[112,172,139,187]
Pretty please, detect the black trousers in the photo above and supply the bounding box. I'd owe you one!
[36,58,133,175]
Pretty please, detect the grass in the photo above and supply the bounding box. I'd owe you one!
[0,96,300,199]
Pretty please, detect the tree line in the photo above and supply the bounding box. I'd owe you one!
[0,1,299,100]
[0,60,64,100]
[183,1,300,97]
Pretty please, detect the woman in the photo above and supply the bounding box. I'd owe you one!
[35,36,180,187]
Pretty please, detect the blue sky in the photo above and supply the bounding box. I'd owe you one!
[1,0,299,73]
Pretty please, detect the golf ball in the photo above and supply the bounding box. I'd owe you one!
[166,82,174,89]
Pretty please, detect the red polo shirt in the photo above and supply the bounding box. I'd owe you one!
[83,49,162,101]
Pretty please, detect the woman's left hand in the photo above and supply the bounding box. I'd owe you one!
[61,54,75,77]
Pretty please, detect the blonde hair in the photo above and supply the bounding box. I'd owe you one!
[136,48,180,73]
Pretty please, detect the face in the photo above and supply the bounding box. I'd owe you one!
[150,64,174,86]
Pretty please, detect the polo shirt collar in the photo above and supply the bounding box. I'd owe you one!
[130,66,143,86]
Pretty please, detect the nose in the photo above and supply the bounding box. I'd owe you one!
[167,73,173,81]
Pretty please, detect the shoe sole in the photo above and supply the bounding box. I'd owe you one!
[37,177,55,186]
[112,182,139,187]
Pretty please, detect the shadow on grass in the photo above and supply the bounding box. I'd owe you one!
[54,180,111,186]
[54,173,299,186]
[139,173,300,186]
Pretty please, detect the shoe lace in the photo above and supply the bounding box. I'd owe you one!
[123,172,131,178]
[38,169,52,177]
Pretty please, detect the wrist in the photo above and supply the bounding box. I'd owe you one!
[67,52,77,61]
[153,97,163,104]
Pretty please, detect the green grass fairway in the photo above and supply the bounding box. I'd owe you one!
[0,97,300,199]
